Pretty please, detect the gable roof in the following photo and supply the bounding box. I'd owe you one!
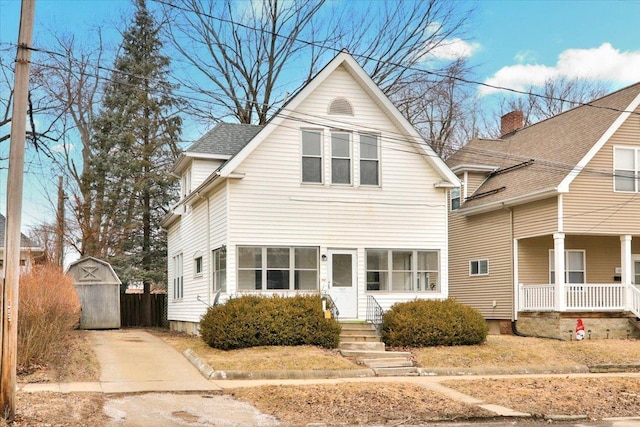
[0,213,38,249]
[447,82,640,213]
[217,51,459,186]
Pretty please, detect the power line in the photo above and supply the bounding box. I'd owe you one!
[151,0,640,117]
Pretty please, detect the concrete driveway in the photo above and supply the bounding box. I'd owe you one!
[89,329,279,426]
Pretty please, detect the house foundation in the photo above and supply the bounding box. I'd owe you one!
[170,320,200,335]
[516,312,640,340]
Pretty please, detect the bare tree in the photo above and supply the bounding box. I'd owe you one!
[162,0,474,126]
[485,77,611,137]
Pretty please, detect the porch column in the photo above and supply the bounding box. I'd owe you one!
[621,235,632,310]
[554,233,566,311]
[513,238,519,320]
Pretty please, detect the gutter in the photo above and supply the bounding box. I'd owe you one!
[459,186,560,216]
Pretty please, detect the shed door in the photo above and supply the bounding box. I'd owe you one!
[327,249,357,319]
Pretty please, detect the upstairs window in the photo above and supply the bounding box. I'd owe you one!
[181,168,192,199]
[331,132,351,184]
[614,147,639,192]
[301,130,323,183]
[359,133,380,186]
[451,187,460,210]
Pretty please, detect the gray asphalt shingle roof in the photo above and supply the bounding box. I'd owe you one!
[447,82,640,209]
[186,122,264,157]
[0,213,36,248]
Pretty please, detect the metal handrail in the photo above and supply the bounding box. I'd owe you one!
[366,295,384,331]
[322,293,339,319]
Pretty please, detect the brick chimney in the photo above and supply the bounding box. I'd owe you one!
[500,110,523,137]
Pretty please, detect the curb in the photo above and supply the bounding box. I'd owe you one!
[183,348,375,380]
[418,364,590,376]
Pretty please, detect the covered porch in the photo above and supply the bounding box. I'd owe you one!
[516,234,640,320]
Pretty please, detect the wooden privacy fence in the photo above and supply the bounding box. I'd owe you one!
[120,293,168,327]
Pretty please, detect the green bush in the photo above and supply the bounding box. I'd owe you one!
[381,298,488,347]
[199,294,341,350]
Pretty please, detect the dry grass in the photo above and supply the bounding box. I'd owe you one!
[443,377,640,418]
[229,382,494,426]
[0,393,106,427]
[153,329,360,371]
[413,335,640,369]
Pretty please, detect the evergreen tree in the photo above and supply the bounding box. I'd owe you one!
[85,0,181,293]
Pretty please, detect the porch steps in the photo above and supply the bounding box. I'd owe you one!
[338,322,419,376]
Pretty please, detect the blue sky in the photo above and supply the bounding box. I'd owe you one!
[1,0,640,230]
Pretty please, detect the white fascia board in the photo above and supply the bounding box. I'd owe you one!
[558,91,640,192]
[459,187,559,216]
[450,164,499,174]
[173,152,232,175]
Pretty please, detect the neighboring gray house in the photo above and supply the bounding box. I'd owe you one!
[0,213,44,272]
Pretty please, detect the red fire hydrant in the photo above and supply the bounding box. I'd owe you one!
[575,318,585,341]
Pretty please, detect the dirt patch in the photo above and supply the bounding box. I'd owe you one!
[0,393,107,427]
[444,376,640,418]
[229,382,494,426]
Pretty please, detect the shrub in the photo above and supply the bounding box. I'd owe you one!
[18,264,81,371]
[199,294,341,350]
[381,298,488,347]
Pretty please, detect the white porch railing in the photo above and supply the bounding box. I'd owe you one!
[519,283,637,313]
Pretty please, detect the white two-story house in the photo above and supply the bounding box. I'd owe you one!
[161,51,459,334]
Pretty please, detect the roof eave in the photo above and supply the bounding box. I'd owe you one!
[450,164,499,174]
[457,187,560,216]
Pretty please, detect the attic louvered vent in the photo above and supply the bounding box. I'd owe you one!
[328,98,353,115]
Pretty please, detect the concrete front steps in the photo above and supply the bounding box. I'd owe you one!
[338,322,418,376]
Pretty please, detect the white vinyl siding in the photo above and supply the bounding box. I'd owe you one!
[614,146,639,192]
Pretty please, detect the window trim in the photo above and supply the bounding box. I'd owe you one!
[366,249,440,293]
[331,131,352,185]
[549,249,586,284]
[237,246,319,291]
[172,253,184,300]
[469,259,489,276]
[613,146,639,193]
[212,246,227,292]
[359,133,380,187]
[301,129,324,184]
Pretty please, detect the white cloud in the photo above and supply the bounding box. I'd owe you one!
[51,143,74,153]
[481,43,640,96]
[428,38,482,61]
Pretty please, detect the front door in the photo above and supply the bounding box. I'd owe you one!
[327,249,358,319]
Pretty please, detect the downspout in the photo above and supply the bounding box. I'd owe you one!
[508,206,561,340]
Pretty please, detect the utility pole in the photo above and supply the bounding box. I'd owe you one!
[56,176,64,268]
[1,0,36,421]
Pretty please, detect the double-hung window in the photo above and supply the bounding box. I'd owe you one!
[450,187,461,210]
[359,133,380,186]
[366,249,439,292]
[549,250,585,284]
[172,253,183,299]
[212,247,226,292]
[302,130,323,183]
[331,132,351,184]
[237,246,318,291]
[614,147,639,192]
